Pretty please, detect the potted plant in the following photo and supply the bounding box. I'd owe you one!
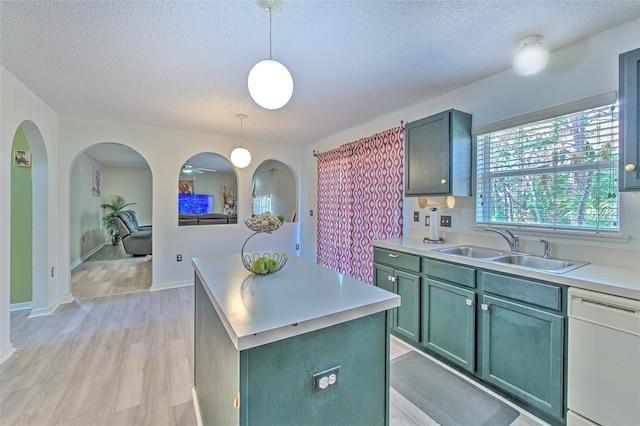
[101,195,135,245]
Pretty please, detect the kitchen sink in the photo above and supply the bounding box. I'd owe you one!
[433,245,589,274]
[490,254,589,273]
[434,245,508,259]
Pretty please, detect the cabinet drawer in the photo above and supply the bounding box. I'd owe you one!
[373,248,420,273]
[422,258,475,288]
[481,271,562,312]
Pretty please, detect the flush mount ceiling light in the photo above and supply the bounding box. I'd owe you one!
[247,0,293,110]
[513,35,550,76]
[230,114,252,168]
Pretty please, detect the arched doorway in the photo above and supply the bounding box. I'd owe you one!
[69,143,153,299]
[9,121,50,317]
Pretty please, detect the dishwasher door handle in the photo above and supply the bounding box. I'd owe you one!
[580,298,637,314]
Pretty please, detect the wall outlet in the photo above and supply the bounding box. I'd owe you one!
[413,211,420,222]
[176,254,182,262]
[295,243,300,250]
[425,215,430,226]
[310,210,314,216]
[312,366,340,393]
[440,215,452,227]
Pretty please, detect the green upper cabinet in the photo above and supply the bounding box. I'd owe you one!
[620,47,640,191]
[404,109,472,196]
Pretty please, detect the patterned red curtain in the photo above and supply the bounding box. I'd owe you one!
[317,126,404,284]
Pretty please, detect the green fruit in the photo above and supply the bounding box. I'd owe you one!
[277,214,285,222]
[267,258,278,272]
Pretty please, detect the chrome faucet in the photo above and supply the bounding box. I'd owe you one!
[540,239,552,259]
[483,227,519,252]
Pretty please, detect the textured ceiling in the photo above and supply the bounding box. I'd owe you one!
[2,1,640,148]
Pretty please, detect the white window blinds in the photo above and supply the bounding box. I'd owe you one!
[476,100,619,231]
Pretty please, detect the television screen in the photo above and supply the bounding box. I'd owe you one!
[179,194,213,215]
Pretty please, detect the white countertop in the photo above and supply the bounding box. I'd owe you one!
[373,238,640,301]
[192,253,400,351]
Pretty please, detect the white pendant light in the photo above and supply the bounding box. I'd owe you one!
[231,114,252,168]
[513,35,550,77]
[248,0,293,110]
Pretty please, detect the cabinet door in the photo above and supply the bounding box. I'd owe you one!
[374,263,396,330]
[620,47,640,191]
[481,295,564,419]
[405,111,450,195]
[394,270,421,342]
[422,278,475,372]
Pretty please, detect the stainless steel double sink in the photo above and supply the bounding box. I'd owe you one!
[433,245,589,274]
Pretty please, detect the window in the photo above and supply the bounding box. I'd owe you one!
[476,99,619,231]
[253,196,272,216]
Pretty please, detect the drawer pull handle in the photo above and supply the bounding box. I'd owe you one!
[466,299,473,306]
[388,253,399,258]
[625,163,636,172]
[388,275,396,282]
[481,303,489,311]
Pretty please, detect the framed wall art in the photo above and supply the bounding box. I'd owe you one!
[92,165,102,196]
[179,180,194,194]
[14,149,31,168]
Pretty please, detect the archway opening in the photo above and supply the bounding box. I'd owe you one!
[69,143,153,299]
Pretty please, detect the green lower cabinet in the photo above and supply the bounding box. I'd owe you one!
[480,294,564,420]
[374,263,420,343]
[422,278,475,372]
[394,270,421,342]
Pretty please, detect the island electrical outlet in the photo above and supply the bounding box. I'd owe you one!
[440,215,452,227]
[312,366,340,393]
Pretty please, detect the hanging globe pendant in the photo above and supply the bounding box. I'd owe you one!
[248,59,294,110]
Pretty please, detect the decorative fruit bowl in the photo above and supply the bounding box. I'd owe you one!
[244,213,283,232]
[241,212,287,275]
[242,252,288,275]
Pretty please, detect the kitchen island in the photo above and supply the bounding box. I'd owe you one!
[192,253,400,426]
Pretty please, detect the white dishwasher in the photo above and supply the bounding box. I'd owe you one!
[567,287,640,426]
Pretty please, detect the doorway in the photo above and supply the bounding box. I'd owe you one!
[69,143,153,299]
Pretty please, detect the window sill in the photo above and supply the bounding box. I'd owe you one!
[472,224,630,244]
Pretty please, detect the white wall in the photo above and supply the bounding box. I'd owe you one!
[302,18,640,269]
[1,66,59,362]
[69,153,106,263]
[101,166,153,226]
[188,171,236,214]
[57,116,304,291]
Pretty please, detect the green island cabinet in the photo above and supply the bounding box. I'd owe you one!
[374,248,568,425]
[373,248,421,343]
[194,254,400,426]
[620,47,640,191]
[404,109,472,196]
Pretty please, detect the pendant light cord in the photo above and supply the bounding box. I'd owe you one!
[240,116,244,148]
[269,7,273,60]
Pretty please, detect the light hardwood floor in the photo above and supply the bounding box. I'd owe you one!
[70,244,151,299]
[2,252,547,426]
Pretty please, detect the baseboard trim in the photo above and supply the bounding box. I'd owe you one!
[28,306,52,318]
[71,243,106,270]
[192,387,202,426]
[58,296,75,305]
[150,280,192,292]
[0,343,16,364]
[10,301,33,312]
